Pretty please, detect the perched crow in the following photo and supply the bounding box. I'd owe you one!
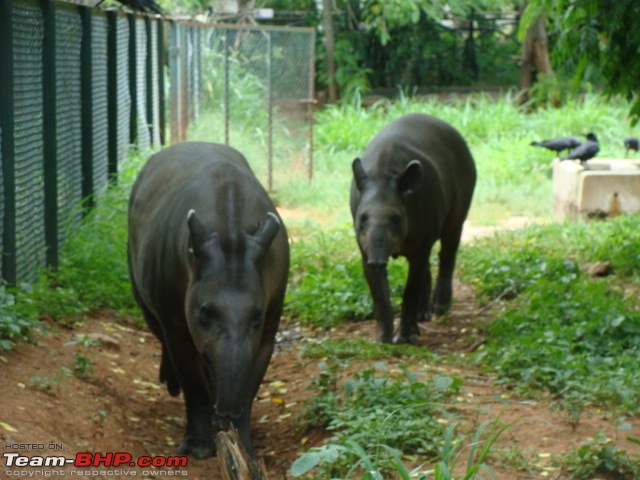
[562,132,599,167]
[624,136,639,157]
[530,136,582,153]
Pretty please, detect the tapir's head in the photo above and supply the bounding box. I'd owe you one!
[184,209,280,421]
[351,157,423,268]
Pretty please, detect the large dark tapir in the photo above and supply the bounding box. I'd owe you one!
[127,142,289,458]
[350,113,476,344]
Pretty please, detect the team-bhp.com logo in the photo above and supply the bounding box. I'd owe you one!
[3,452,188,476]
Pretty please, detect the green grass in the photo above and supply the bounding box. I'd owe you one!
[460,213,640,414]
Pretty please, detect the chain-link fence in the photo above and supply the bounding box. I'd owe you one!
[0,1,315,285]
[0,1,164,284]
[171,22,316,191]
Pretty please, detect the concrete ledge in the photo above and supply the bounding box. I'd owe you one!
[553,158,640,220]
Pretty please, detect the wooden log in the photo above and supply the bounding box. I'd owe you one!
[215,426,269,480]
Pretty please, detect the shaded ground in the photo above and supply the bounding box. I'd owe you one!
[1,277,639,479]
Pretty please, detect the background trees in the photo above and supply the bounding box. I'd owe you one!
[521,0,640,123]
[150,0,639,122]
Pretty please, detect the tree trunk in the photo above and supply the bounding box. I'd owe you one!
[321,0,338,103]
[519,13,554,103]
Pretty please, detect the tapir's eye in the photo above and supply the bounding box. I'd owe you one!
[198,305,216,325]
[359,213,369,229]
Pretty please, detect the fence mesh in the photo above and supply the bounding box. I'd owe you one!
[116,16,131,170]
[55,6,83,243]
[149,20,161,147]
[92,13,110,193]
[13,4,46,282]
[2,4,314,284]
[194,24,315,190]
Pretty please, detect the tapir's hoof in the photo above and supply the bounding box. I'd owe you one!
[431,303,450,316]
[393,332,419,345]
[178,436,215,459]
[376,330,394,344]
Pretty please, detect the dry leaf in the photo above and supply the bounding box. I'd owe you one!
[0,421,17,432]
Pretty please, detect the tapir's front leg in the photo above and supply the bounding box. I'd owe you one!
[396,254,431,344]
[362,259,394,344]
[163,326,214,459]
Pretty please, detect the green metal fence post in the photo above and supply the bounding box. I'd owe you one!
[106,11,118,184]
[0,0,16,284]
[42,0,58,270]
[80,6,94,211]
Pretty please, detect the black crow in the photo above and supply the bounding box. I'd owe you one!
[562,132,599,167]
[530,136,582,153]
[624,137,639,157]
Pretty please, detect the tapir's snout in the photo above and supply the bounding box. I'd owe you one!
[367,257,388,269]
[365,225,391,269]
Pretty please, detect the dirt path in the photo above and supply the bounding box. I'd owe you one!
[1,278,639,479]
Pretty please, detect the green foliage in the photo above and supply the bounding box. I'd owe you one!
[429,418,508,480]
[316,1,520,101]
[292,416,507,479]
[522,0,640,124]
[0,284,42,350]
[285,226,408,328]
[50,157,146,319]
[297,361,462,477]
[461,214,640,413]
[301,337,436,362]
[558,432,640,480]
[301,362,462,458]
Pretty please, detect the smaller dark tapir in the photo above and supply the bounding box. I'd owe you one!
[127,142,289,458]
[350,113,476,344]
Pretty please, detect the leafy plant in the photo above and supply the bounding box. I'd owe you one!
[285,226,408,328]
[292,418,508,479]
[0,284,42,350]
[462,214,640,413]
[558,432,640,479]
[300,361,462,464]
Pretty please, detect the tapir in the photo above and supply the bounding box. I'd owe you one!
[127,142,289,458]
[350,113,476,344]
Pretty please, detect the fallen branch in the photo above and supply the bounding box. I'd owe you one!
[215,426,269,480]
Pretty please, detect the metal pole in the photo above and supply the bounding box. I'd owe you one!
[1,0,16,283]
[42,0,59,269]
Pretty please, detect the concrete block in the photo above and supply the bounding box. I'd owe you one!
[553,158,640,220]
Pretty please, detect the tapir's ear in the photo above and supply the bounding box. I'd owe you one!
[398,160,422,196]
[187,210,209,256]
[352,158,367,191]
[253,212,280,252]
